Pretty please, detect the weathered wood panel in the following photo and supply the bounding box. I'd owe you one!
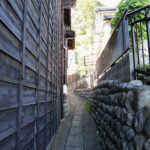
[0,110,17,141]
[0,23,22,62]
[0,0,62,149]
[0,82,18,110]
[0,133,16,150]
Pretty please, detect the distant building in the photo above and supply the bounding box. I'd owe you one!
[91,8,117,71]
[62,0,76,84]
[92,8,116,56]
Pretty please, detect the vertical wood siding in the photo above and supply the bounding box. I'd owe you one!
[0,0,62,149]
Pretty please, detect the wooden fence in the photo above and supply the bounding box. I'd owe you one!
[0,0,62,149]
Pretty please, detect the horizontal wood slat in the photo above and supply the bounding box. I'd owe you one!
[0,0,62,149]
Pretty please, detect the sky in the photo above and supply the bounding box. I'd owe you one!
[100,0,121,7]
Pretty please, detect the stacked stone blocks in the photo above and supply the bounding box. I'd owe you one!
[76,80,150,150]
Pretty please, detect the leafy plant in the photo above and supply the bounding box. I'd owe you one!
[111,0,149,28]
[137,64,150,72]
[85,102,92,114]
[72,0,102,77]
[112,0,150,78]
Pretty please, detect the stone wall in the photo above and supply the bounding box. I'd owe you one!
[75,89,92,99]
[76,80,150,150]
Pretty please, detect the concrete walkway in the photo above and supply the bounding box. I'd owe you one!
[50,91,99,150]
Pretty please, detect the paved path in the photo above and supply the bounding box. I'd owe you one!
[50,91,99,150]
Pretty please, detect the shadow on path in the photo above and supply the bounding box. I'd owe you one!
[50,91,99,150]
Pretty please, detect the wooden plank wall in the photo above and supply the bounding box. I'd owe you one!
[0,0,62,149]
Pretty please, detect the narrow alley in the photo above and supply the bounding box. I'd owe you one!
[0,0,150,150]
[51,91,99,150]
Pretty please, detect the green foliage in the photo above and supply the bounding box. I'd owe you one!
[75,0,102,36]
[111,0,149,28]
[137,65,150,80]
[137,64,150,80]
[85,102,92,114]
[137,64,150,72]
[75,51,79,64]
[72,0,102,77]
